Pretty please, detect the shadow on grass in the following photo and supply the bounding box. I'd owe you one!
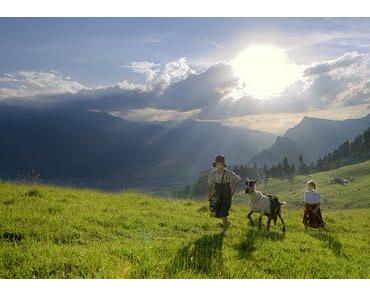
[167,231,225,276]
[236,228,285,259]
[2,231,24,242]
[309,230,342,256]
[236,229,256,259]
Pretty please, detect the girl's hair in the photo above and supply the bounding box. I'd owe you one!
[306,180,316,189]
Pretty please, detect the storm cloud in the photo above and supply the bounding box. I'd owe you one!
[1,52,369,129]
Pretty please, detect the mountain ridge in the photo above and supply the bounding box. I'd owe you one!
[0,104,276,188]
[250,114,370,167]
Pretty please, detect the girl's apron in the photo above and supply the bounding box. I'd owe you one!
[209,170,232,218]
[302,203,325,228]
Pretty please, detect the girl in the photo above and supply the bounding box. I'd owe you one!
[302,180,325,230]
[208,155,241,228]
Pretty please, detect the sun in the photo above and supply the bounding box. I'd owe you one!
[231,45,302,99]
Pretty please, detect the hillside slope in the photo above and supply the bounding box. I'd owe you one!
[1,172,369,278]
[234,159,370,209]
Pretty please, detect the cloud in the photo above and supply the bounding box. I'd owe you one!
[0,88,18,99]
[1,51,369,135]
[80,62,236,114]
[123,57,195,90]
[154,57,194,88]
[115,80,149,91]
[224,103,370,135]
[342,79,370,105]
[109,108,200,122]
[302,51,370,108]
[204,39,223,48]
[303,51,365,76]
[83,60,235,114]
[204,51,370,119]
[123,61,160,81]
[158,63,237,111]
[0,70,86,99]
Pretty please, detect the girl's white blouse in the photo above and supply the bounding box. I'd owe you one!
[304,190,322,204]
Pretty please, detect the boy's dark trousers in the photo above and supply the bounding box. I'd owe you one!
[209,182,232,218]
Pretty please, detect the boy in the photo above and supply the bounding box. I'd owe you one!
[208,155,241,227]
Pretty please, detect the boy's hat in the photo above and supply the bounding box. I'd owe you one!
[212,154,227,167]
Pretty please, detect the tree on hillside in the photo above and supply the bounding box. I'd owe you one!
[258,167,268,191]
[171,185,192,199]
[282,156,290,176]
[262,164,269,189]
[316,157,324,170]
[253,161,258,177]
[191,174,209,197]
[288,163,296,183]
[310,127,370,173]
[298,154,306,174]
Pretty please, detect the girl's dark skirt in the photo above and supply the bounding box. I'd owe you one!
[209,182,232,218]
[302,203,325,228]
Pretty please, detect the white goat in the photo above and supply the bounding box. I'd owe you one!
[245,179,286,232]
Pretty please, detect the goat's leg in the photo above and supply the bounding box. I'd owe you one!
[247,210,254,226]
[258,214,263,228]
[278,211,286,232]
[266,216,272,230]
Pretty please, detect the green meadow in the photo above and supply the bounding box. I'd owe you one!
[1,160,370,278]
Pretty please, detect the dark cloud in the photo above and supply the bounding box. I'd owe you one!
[2,63,238,115]
[157,63,238,111]
[2,52,369,124]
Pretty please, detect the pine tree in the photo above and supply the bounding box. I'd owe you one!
[298,154,305,174]
[282,156,290,178]
[289,164,296,183]
[253,161,258,178]
[262,164,269,190]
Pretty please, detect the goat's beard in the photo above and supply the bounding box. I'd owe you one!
[245,188,255,194]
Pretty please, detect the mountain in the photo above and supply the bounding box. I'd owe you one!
[250,114,370,167]
[0,105,163,181]
[309,127,370,172]
[0,104,276,188]
[284,115,370,158]
[146,120,276,181]
[249,136,306,167]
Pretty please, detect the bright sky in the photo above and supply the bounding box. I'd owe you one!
[1,18,370,134]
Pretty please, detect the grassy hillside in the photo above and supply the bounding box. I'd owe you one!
[1,166,369,278]
[234,159,370,209]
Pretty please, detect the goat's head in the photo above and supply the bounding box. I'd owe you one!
[245,179,257,194]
